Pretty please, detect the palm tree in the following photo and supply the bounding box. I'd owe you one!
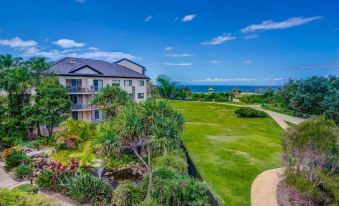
[27,57,50,86]
[0,54,22,69]
[156,74,176,98]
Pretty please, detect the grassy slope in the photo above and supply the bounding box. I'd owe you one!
[170,100,283,206]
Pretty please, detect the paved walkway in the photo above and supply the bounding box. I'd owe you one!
[0,164,74,206]
[251,168,284,206]
[250,105,305,130]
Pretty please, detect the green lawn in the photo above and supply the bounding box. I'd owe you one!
[170,100,284,206]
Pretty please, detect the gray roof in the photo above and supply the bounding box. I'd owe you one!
[49,57,149,79]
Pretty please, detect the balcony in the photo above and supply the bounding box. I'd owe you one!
[71,103,92,110]
[66,86,91,93]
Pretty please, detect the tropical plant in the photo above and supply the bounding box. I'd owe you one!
[112,180,145,206]
[36,170,54,190]
[13,184,39,194]
[0,188,60,206]
[15,164,34,179]
[92,85,131,119]
[150,169,210,206]
[155,74,176,99]
[5,151,31,170]
[56,118,97,149]
[234,107,267,118]
[61,173,112,204]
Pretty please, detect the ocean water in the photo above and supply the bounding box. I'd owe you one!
[176,85,279,93]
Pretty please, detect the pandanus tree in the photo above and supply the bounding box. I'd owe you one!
[113,99,184,202]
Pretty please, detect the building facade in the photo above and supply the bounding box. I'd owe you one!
[49,57,150,122]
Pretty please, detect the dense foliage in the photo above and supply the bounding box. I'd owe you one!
[61,173,113,204]
[0,188,59,206]
[234,107,267,118]
[13,184,39,194]
[5,150,31,170]
[282,116,338,205]
[0,54,70,146]
[91,85,132,118]
[15,164,34,179]
[56,118,97,149]
[112,180,145,206]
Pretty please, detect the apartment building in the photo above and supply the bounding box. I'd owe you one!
[49,57,150,122]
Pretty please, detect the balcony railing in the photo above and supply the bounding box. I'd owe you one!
[66,86,103,93]
[66,86,91,93]
[71,103,92,110]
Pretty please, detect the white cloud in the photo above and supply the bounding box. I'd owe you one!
[0,37,37,48]
[164,46,173,50]
[74,51,136,61]
[165,53,192,57]
[201,33,236,45]
[182,14,196,22]
[244,34,259,39]
[144,16,152,22]
[53,39,85,48]
[241,16,322,33]
[163,62,192,66]
[244,60,252,64]
[209,60,223,64]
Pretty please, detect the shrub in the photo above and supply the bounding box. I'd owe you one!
[1,147,18,159]
[282,116,339,205]
[5,151,31,170]
[153,150,187,175]
[239,94,265,104]
[56,118,97,149]
[13,184,39,194]
[234,107,267,118]
[112,180,145,206]
[61,173,112,204]
[150,169,210,206]
[36,170,54,190]
[15,164,34,179]
[0,188,59,206]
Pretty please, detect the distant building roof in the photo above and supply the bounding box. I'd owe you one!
[49,57,149,79]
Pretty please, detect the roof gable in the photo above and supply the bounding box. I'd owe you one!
[69,65,103,75]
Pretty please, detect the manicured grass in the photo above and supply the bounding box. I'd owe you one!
[170,100,284,206]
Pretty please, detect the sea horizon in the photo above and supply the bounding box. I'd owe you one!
[176,84,280,93]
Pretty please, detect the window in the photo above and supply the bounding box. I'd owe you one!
[124,80,132,86]
[139,80,145,86]
[94,110,101,120]
[138,93,144,99]
[112,80,120,86]
[93,80,103,92]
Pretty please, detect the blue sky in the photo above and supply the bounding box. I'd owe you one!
[0,0,338,85]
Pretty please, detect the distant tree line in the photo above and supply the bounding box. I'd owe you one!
[240,76,338,124]
[0,54,71,147]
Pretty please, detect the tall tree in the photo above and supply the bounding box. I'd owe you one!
[156,75,176,99]
[92,85,131,119]
[27,56,50,86]
[34,76,71,138]
[0,54,22,69]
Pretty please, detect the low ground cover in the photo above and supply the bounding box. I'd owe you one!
[170,100,284,205]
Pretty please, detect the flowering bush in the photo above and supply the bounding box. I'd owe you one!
[36,158,79,191]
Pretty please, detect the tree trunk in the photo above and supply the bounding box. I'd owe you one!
[36,123,42,136]
[145,148,152,202]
